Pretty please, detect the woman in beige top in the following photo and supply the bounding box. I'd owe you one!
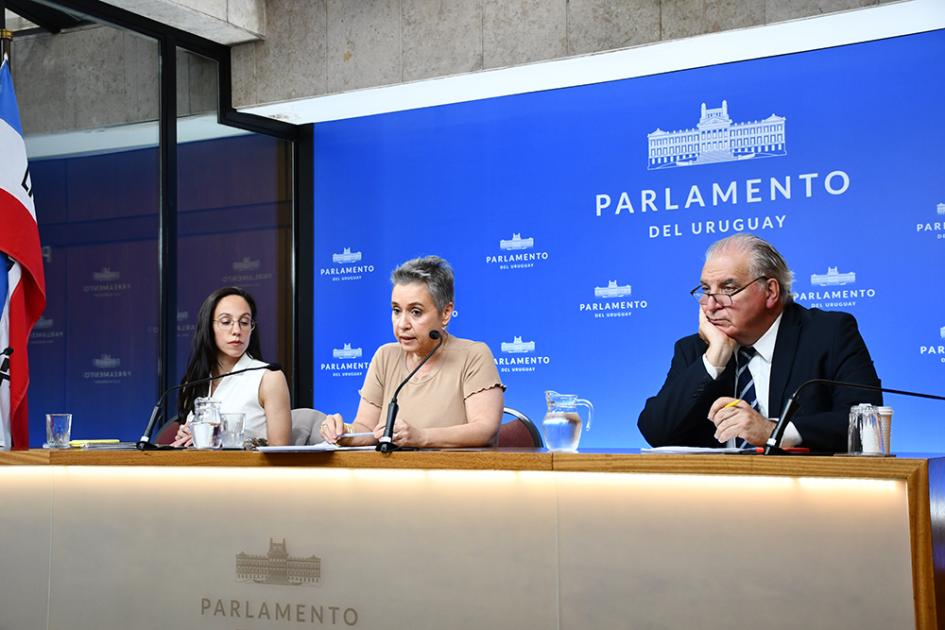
[320,256,505,448]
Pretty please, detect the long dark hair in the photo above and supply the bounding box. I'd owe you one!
[176,287,263,420]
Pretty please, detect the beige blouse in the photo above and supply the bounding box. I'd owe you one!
[359,335,505,429]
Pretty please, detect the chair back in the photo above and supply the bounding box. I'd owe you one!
[154,419,181,445]
[291,408,328,445]
[497,407,543,448]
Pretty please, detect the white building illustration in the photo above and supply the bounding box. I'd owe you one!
[35,316,54,330]
[594,281,632,298]
[936,202,945,215]
[940,325,945,339]
[332,343,363,359]
[501,336,535,353]
[647,100,786,169]
[810,266,856,286]
[93,267,120,282]
[332,247,362,264]
[233,257,261,272]
[93,354,120,368]
[499,233,534,251]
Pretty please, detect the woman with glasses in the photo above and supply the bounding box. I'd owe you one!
[171,286,291,446]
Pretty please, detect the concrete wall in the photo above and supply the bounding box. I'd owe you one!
[12,25,217,136]
[10,0,896,134]
[231,0,894,109]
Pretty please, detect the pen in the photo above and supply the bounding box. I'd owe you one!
[69,439,120,447]
[337,432,374,439]
[722,399,742,409]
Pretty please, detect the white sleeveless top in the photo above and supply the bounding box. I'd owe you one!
[186,353,269,438]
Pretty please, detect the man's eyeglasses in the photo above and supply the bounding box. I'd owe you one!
[690,276,768,307]
[213,317,256,331]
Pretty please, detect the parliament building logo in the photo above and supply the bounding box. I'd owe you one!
[332,343,362,360]
[581,281,649,319]
[594,281,632,298]
[321,342,369,377]
[223,255,272,286]
[321,246,375,282]
[201,539,359,625]
[499,233,534,251]
[30,315,63,345]
[647,100,787,170]
[83,353,131,383]
[332,247,362,264]
[810,266,856,287]
[794,265,876,309]
[486,233,549,270]
[84,266,131,297]
[233,256,261,272]
[236,538,320,586]
[496,336,551,374]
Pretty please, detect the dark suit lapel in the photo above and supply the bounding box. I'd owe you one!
[769,303,802,418]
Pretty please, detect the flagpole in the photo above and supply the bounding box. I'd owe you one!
[0,1,9,62]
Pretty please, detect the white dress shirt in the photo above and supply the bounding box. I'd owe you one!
[702,314,802,447]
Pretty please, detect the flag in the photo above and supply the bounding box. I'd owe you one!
[0,55,46,450]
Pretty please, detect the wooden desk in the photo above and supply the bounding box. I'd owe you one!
[1,450,941,629]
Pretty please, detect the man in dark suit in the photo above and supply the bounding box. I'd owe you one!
[637,234,881,453]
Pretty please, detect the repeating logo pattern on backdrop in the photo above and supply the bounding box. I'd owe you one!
[313,31,945,450]
[580,281,649,320]
[83,354,131,384]
[222,256,272,287]
[321,343,369,378]
[83,266,130,297]
[495,336,551,374]
[321,247,375,282]
[794,265,876,309]
[485,233,550,270]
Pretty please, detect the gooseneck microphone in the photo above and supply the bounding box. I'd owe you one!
[378,331,444,453]
[136,362,282,450]
[763,378,945,455]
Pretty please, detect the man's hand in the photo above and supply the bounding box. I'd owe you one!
[708,397,774,445]
[699,307,737,369]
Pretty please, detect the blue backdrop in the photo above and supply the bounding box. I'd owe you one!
[312,30,945,451]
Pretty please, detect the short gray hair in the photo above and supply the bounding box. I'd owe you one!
[706,233,794,304]
[391,256,454,312]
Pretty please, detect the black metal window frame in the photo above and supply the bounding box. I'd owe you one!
[11,0,315,407]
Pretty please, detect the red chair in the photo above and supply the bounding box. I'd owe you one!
[497,407,543,448]
[153,420,181,445]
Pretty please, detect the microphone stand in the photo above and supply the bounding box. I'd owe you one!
[763,379,945,455]
[136,362,281,450]
[378,331,444,453]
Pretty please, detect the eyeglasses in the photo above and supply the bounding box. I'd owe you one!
[690,276,768,307]
[213,317,256,331]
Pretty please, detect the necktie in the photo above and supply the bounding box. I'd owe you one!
[735,346,758,411]
[727,346,757,448]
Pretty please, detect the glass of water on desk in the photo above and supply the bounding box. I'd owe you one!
[220,413,245,449]
[191,397,222,449]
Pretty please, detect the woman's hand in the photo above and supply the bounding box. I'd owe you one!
[318,413,347,444]
[170,422,193,448]
[373,418,428,448]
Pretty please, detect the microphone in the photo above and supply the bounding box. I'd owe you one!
[763,379,945,455]
[377,331,444,453]
[136,362,282,450]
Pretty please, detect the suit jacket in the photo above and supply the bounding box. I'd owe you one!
[637,302,881,452]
